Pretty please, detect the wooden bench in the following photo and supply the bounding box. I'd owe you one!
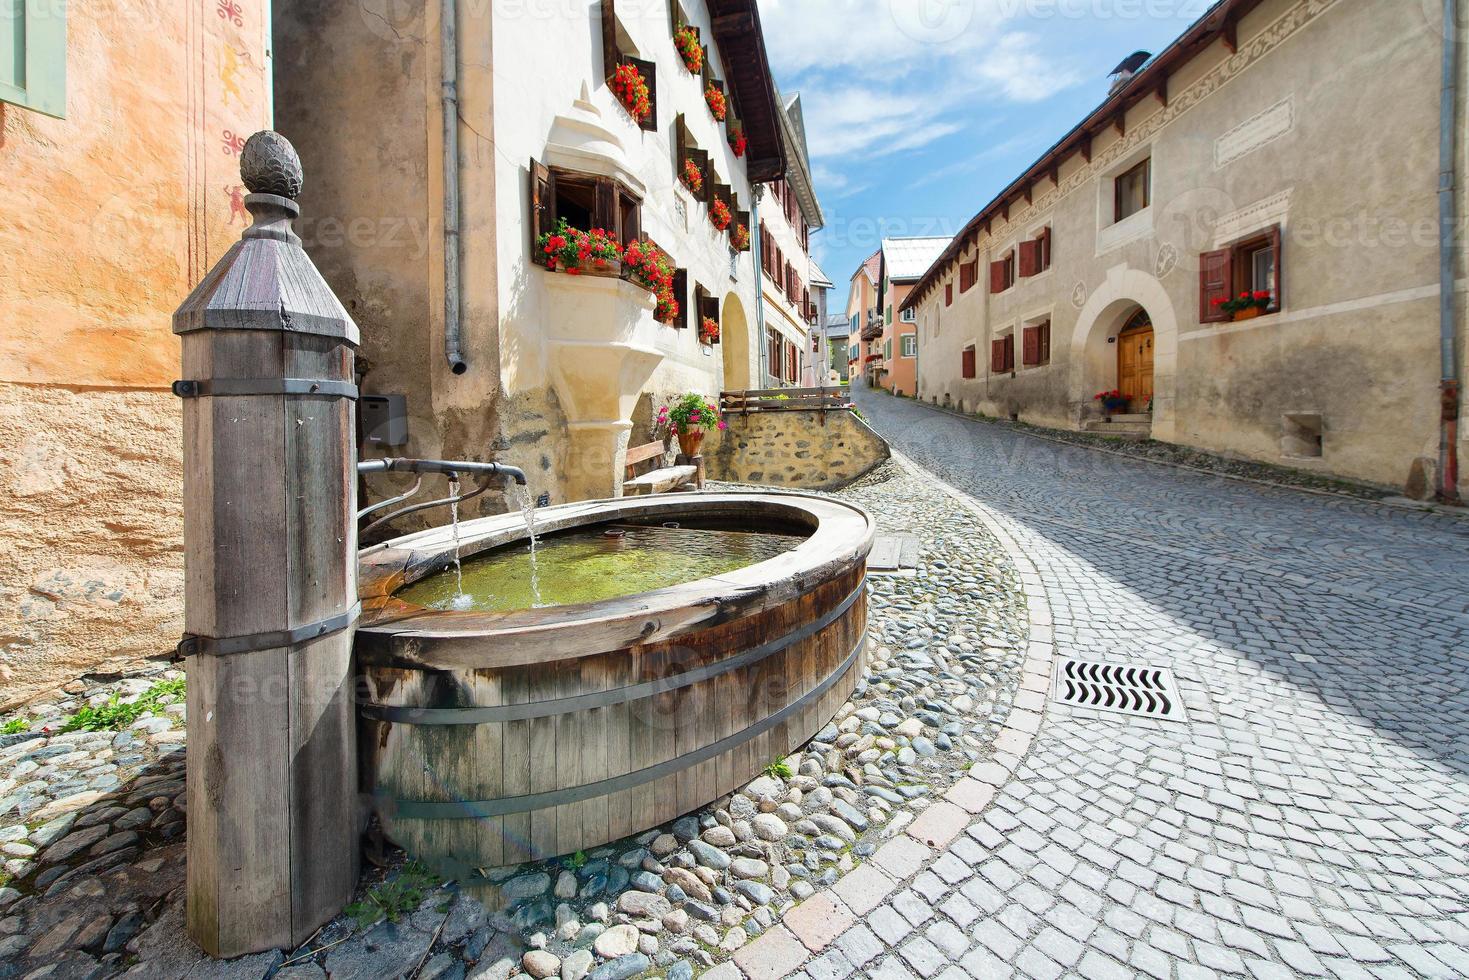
[622,439,701,495]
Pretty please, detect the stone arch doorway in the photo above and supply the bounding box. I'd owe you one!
[1068,266,1179,441]
[721,291,752,391]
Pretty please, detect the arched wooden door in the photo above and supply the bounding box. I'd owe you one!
[1117,309,1154,411]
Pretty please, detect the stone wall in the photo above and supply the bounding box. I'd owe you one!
[706,409,890,490]
[0,385,184,708]
[0,0,269,705]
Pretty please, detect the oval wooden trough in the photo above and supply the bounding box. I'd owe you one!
[356,492,873,878]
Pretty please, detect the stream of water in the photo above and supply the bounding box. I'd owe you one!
[446,477,474,611]
[513,483,542,607]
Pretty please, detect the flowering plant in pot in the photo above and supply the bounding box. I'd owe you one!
[623,240,678,323]
[610,62,651,123]
[680,158,703,194]
[699,316,720,345]
[1093,389,1130,415]
[709,198,732,231]
[1212,290,1273,321]
[704,82,727,121]
[727,123,747,157]
[537,219,621,274]
[657,392,725,456]
[673,26,703,73]
[730,223,750,251]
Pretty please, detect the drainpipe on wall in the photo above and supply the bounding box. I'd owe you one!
[752,188,769,387]
[1440,0,1463,502]
[442,0,467,375]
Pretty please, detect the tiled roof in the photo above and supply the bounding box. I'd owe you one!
[881,237,953,282]
[855,250,882,286]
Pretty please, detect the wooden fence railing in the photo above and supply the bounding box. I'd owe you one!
[720,387,853,416]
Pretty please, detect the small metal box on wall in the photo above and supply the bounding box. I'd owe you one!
[361,394,409,447]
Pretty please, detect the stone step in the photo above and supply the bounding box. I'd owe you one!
[1082,419,1151,441]
[1105,413,1152,423]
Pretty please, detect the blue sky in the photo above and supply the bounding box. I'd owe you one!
[754,0,1220,286]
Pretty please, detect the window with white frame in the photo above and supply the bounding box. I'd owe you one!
[900,335,917,357]
[900,307,915,323]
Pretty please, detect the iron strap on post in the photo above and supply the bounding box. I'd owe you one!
[360,578,867,724]
[380,627,867,824]
[171,378,360,399]
[175,603,362,659]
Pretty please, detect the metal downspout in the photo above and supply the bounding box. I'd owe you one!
[442,0,467,375]
[1440,0,1462,501]
[752,189,769,386]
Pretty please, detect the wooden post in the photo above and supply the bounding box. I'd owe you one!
[173,131,361,957]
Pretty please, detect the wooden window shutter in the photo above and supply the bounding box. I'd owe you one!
[675,113,688,169]
[672,268,688,329]
[1269,224,1283,311]
[1199,247,1233,322]
[945,283,953,307]
[627,56,657,132]
[594,178,617,233]
[1039,320,1051,363]
[962,347,976,379]
[1041,227,1052,270]
[1,0,66,118]
[1004,334,1015,372]
[1019,239,1042,278]
[601,0,620,81]
[529,159,555,266]
[1022,326,1039,366]
[990,260,1007,294]
[991,339,1006,373]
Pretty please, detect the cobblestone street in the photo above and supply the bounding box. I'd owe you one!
[776,386,1469,980]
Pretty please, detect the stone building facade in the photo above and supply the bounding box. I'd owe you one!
[874,237,950,398]
[904,0,1466,498]
[277,0,816,506]
[0,0,272,705]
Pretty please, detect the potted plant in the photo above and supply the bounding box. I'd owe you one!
[657,392,725,457]
[704,82,727,122]
[727,123,747,158]
[623,240,678,323]
[610,62,652,123]
[673,26,702,73]
[709,198,732,232]
[680,158,704,194]
[537,219,621,275]
[1212,290,1273,321]
[1093,389,1130,415]
[699,316,720,345]
[730,223,750,251]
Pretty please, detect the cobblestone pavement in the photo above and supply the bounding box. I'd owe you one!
[741,386,1467,980]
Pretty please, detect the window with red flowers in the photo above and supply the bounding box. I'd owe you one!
[1199,224,1283,323]
[529,159,643,264]
[602,0,657,132]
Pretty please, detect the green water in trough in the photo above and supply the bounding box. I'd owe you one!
[395,524,801,613]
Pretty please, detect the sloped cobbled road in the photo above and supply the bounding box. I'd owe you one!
[817,386,1469,979]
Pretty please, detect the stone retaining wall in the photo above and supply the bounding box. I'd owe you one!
[706,409,889,490]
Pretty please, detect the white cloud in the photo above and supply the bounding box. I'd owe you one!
[760,1,1082,161]
[756,0,1016,77]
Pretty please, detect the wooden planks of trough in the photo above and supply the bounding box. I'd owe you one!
[356,493,872,896]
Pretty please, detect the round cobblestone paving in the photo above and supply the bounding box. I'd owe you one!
[800,384,1469,980]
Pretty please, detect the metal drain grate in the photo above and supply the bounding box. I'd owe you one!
[1051,658,1186,722]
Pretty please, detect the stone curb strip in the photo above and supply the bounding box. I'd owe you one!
[720,448,1058,979]
[906,392,1469,523]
